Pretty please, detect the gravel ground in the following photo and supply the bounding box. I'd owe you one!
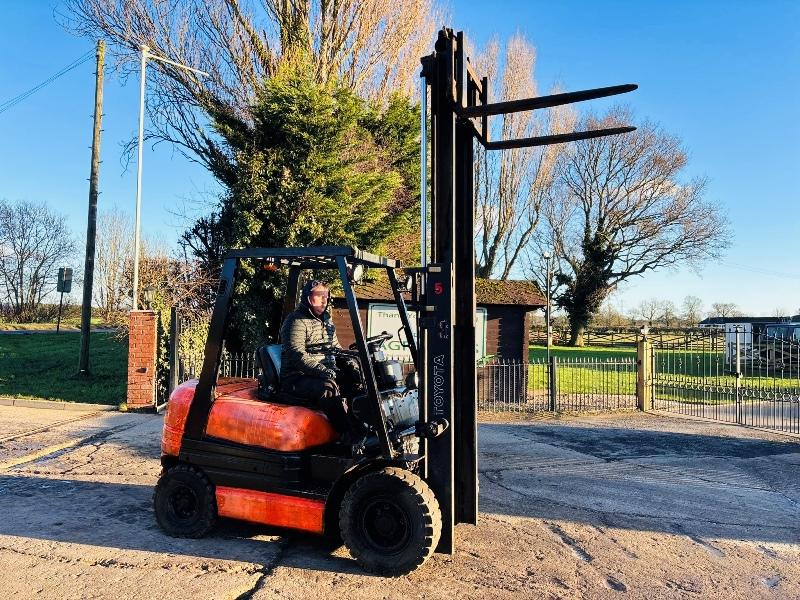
[0,405,798,599]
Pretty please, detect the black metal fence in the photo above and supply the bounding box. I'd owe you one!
[477,357,637,413]
[163,318,800,432]
[176,351,260,384]
[653,327,800,434]
[172,350,637,416]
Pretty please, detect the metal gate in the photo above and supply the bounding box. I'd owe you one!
[652,326,800,434]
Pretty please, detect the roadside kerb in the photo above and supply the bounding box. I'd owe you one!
[0,396,117,411]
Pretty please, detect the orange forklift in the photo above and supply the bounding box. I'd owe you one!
[157,246,447,575]
[154,28,636,575]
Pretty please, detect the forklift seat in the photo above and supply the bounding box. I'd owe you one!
[255,344,313,406]
[256,344,283,398]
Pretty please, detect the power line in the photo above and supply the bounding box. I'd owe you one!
[721,262,800,280]
[0,50,95,116]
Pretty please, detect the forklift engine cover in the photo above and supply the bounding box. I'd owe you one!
[162,378,339,456]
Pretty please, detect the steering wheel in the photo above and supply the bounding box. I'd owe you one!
[349,331,393,351]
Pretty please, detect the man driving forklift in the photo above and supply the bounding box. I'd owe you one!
[279,279,362,436]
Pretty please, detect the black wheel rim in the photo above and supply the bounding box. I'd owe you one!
[168,484,199,522]
[358,496,411,554]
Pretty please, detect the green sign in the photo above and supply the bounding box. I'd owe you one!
[57,267,73,293]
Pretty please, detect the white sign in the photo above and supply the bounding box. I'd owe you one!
[367,303,487,360]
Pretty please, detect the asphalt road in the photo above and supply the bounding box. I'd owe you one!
[0,406,798,599]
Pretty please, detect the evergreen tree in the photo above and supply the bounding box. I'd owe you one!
[187,66,420,348]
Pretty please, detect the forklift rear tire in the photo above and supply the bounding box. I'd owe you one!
[339,467,441,576]
[154,464,217,538]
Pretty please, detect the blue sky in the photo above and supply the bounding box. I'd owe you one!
[1,0,798,316]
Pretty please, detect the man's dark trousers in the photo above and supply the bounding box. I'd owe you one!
[281,375,349,432]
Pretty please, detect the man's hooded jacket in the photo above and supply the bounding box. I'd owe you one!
[279,280,341,381]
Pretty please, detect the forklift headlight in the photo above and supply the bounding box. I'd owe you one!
[348,264,365,284]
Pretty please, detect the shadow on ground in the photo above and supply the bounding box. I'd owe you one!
[1,419,798,572]
[506,422,800,460]
[0,473,366,573]
[479,422,800,545]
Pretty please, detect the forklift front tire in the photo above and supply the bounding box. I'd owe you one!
[154,464,217,538]
[339,467,441,576]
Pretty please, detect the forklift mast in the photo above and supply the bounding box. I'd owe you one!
[419,28,637,553]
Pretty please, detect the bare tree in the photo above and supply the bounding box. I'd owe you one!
[593,298,627,328]
[681,295,703,326]
[64,0,438,178]
[543,107,729,345]
[474,35,575,279]
[103,241,216,331]
[771,306,788,319]
[630,298,678,326]
[0,200,76,320]
[130,251,215,312]
[633,298,661,325]
[710,302,741,319]
[93,208,133,320]
[659,299,677,326]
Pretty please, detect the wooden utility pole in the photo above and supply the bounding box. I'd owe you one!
[79,40,105,375]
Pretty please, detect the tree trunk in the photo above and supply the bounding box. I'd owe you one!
[569,324,587,347]
[568,313,588,347]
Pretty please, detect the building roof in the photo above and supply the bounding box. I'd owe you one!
[699,316,799,325]
[475,279,544,306]
[335,278,545,308]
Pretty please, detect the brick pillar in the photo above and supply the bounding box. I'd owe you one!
[128,310,158,410]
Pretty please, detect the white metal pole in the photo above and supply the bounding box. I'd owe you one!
[132,44,148,311]
[130,48,207,312]
[420,75,428,268]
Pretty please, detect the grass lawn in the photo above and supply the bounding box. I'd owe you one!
[526,344,800,397]
[0,332,127,404]
[522,345,636,394]
[528,344,635,361]
[524,364,636,395]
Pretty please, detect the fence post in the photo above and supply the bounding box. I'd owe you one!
[735,325,742,424]
[637,334,652,411]
[168,305,179,397]
[548,356,557,411]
